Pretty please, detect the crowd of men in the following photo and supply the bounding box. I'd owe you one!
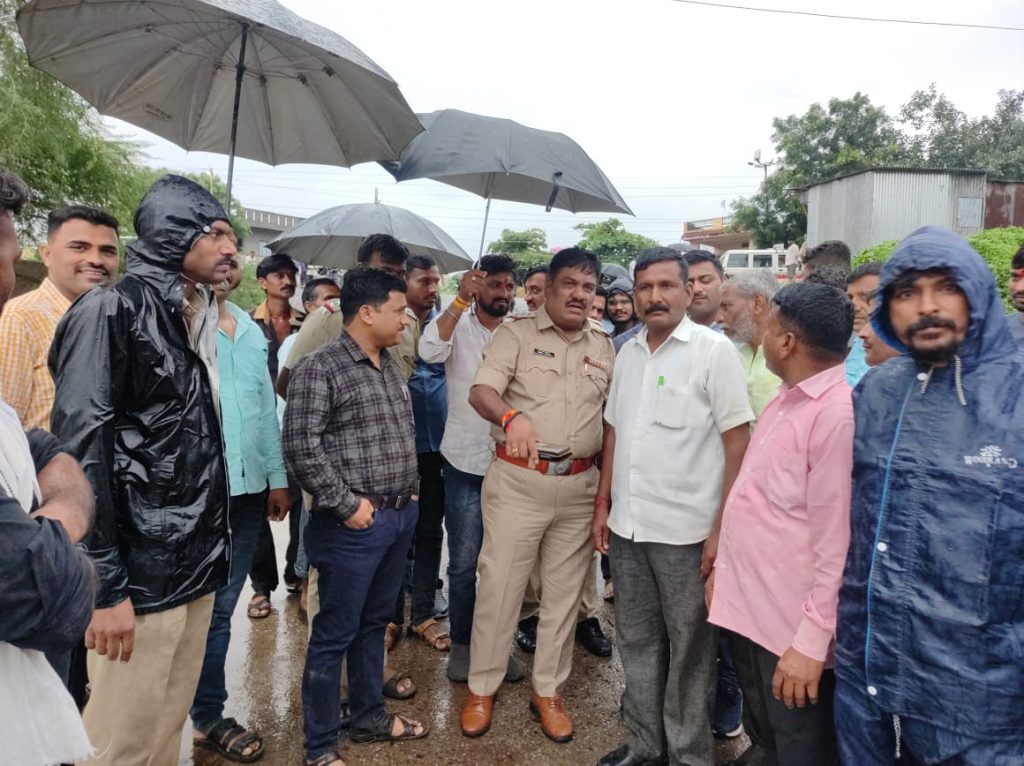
[0,166,1022,766]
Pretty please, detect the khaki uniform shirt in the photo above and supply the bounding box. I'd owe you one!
[283,299,418,381]
[473,306,614,458]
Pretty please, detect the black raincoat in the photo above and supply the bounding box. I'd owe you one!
[49,175,229,614]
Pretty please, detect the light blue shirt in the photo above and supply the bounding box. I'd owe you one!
[845,335,870,387]
[219,302,288,496]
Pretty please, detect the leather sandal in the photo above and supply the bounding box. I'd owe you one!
[349,714,428,744]
[411,617,450,651]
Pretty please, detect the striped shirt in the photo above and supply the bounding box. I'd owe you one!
[0,278,71,430]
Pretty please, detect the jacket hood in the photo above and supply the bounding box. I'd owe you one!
[871,226,1016,369]
[606,276,634,298]
[126,174,230,300]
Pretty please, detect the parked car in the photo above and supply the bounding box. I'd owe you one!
[719,248,789,280]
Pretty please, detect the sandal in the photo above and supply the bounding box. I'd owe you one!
[411,618,450,652]
[382,667,416,700]
[304,748,345,766]
[385,621,402,652]
[194,717,265,763]
[349,714,428,744]
[247,594,272,619]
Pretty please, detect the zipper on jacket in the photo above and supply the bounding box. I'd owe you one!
[863,383,915,683]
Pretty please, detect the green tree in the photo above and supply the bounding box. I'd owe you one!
[730,169,806,248]
[574,218,658,266]
[487,227,549,266]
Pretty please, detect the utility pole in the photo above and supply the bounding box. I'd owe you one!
[748,149,778,180]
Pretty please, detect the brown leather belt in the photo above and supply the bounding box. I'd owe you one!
[495,443,595,476]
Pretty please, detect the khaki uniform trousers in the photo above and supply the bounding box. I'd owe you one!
[469,459,597,697]
[520,552,601,623]
[79,593,214,766]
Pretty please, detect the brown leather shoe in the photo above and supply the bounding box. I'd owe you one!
[529,693,573,743]
[460,693,495,737]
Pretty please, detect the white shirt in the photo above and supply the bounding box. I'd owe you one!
[785,243,800,266]
[420,310,498,476]
[605,317,754,545]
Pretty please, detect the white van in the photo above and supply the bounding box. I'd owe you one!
[719,249,789,281]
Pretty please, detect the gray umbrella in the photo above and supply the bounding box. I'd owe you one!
[381,109,633,256]
[268,202,471,273]
[17,0,423,205]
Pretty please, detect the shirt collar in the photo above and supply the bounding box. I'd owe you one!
[252,300,300,323]
[535,304,595,338]
[637,315,692,348]
[339,329,394,368]
[785,363,847,400]
[39,277,73,312]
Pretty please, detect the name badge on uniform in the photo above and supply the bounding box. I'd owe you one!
[533,348,555,358]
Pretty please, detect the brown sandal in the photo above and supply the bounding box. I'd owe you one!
[411,618,450,651]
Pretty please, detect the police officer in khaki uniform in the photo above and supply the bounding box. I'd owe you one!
[460,248,615,743]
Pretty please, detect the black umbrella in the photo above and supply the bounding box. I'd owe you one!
[381,109,632,256]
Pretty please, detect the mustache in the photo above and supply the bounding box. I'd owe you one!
[567,301,586,310]
[907,315,957,336]
[645,304,669,314]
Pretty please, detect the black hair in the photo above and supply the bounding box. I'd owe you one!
[478,253,517,278]
[301,277,339,306]
[804,240,852,271]
[256,253,297,279]
[47,204,119,237]
[884,267,960,301]
[406,253,437,273]
[340,268,407,324]
[549,247,599,281]
[0,169,30,216]
[634,247,689,282]
[847,261,882,285]
[804,266,850,291]
[523,263,549,283]
[682,249,724,278]
[1012,243,1024,271]
[772,282,853,363]
[356,233,409,265]
[595,284,608,299]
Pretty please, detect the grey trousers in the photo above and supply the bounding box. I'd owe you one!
[729,632,839,766]
[610,533,716,766]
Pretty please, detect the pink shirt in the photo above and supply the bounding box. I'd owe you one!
[709,363,853,663]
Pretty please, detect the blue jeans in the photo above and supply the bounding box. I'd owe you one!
[190,491,266,731]
[442,459,484,646]
[834,678,1024,765]
[302,501,418,760]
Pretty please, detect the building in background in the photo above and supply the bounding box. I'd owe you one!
[680,216,752,254]
[241,208,305,261]
[799,168,1024,253]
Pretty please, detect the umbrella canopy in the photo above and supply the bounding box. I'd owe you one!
[17,0,423,201]
[268,202,471,273]
[381,109,633,255]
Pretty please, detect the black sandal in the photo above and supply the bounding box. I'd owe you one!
[382,669,416,700]
[304,748,345,766]
[349,714,428,744]
[194,717,265,763]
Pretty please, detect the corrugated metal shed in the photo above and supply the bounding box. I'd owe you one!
[805,168,988,252]
[985,181,1024,228]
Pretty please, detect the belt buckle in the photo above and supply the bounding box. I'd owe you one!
[546,458,573,476]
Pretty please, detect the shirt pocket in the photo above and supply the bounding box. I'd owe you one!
[653,382,702,428]
[522,355,561,400]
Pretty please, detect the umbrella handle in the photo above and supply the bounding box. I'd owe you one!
[545,171,563,212]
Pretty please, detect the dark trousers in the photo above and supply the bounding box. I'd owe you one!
[302,502,418,760]
[191,491,266,730]
[833,678,1024,765]
[610,533,716,765]
[729,632,839,766]
[393,451,445,626]
[249,479,302,594]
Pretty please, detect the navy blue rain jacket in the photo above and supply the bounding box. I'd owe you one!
[835,226,1024,739]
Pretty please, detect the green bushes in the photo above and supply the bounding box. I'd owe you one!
[853,227,1024,309]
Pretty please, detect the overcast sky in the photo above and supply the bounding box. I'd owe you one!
[110,0,1024,257]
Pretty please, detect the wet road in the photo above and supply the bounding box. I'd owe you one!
[180,525,749,765]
